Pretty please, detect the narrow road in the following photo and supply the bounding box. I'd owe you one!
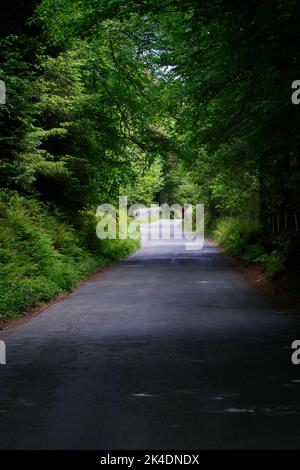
[0,220,300,449]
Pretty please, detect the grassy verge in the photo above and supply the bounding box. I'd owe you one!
[0,190,140,319]
[212,219,289,278]
[211,218,300,312]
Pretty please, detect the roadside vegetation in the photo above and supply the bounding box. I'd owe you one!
[0,190,139,318]
[212,218,300,288]
[1,1,299,318]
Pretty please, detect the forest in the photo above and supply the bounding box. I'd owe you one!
[0,0,299,318]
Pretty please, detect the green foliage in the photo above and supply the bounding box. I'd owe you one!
[213,218,286,278]
[214,219,260,255]
[0,191,91,317]
[122,158,164,206]
[255,251,285,279]
[241,244,266,264]
[0,191,139,318]
[1,1,173,214]
[101,238,140,261]
[1,0,299,322]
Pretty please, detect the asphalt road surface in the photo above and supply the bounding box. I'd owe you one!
[1,220,300,449]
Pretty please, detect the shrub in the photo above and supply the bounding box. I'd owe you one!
[101,238,140,261]
[242,243,266,263]
[213,218,287,279]
[0,190,140,318]
[214,219,260,255]
[255,250,285,279]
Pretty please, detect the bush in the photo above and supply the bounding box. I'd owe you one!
[101,238,140,261]
[255,250,285,279]
[0,277,60,318]
[214,219,260,255]
[242,243,265,263]
[0,190,140,318]
[213,218,286,279]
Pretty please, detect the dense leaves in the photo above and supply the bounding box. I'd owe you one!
[0,0,299,316]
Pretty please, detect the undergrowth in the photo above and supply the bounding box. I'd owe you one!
[0,190,139,319]
[213,219,294,279]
